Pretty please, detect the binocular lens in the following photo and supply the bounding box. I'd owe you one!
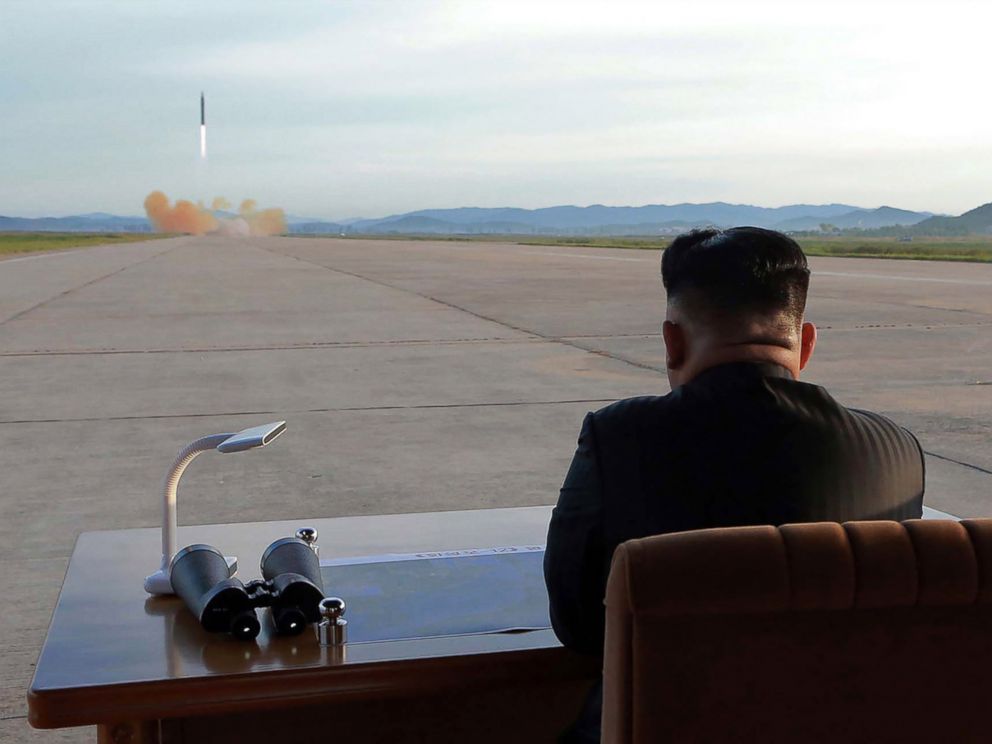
[272,606,308,636]
[230,610,262,641]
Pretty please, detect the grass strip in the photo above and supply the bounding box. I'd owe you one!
[0,232,173,258]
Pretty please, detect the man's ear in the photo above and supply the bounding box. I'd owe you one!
[799,321,817,370]
[663,320,685,370]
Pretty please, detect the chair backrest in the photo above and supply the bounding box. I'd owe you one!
[603,519,992,744]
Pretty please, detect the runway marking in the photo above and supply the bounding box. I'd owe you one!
[816,271,992,287]
[519,250,652,263]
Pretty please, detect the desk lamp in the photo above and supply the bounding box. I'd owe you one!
[143,421,287,595]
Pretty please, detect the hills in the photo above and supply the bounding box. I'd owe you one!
[907,202,992,236]
[0,213,151,232]
[332,203,932,236]
[7,201,992,236]
[775,206,931,232]
[295,203,935,236]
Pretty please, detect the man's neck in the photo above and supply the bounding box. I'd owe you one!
[679,343,798,386]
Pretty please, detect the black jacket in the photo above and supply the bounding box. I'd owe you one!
[545,362,925,655]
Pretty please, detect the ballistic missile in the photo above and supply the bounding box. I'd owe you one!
[199,92,207,159]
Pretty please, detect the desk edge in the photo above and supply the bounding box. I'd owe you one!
[28,644,598,729]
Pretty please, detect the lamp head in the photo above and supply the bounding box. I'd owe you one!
[217,421,287,454]
[145,420,289,595]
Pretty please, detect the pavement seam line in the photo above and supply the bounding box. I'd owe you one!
[814,293,992,320]
[7,318,992,357]
[257,245,667,374]
[924,450,992,476]
[6,319,992,356]
[0,397,620,425]
[819,321,992,331]
[0,336,548,357]
[0,241,183,327]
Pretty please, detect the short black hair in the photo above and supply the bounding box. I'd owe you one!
[661,226,810,327]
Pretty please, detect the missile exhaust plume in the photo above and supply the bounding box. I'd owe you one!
[144,191,216,234]
[144,191,286,236]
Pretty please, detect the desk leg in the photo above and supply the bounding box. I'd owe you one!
[96,720,160,744]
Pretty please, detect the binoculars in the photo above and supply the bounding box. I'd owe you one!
[170,533,325,641]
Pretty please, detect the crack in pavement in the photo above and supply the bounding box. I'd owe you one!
[924,450,992,476]
[0,397,618,426]
[0,332,670,358]
[0,336,540,357]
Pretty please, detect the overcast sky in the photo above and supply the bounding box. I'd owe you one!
[1,0,990,219]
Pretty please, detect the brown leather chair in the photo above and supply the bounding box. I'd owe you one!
[603,519,992,743]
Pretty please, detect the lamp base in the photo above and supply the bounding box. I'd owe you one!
[143,555,238,595]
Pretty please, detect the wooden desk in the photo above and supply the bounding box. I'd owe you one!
[28,506,597,743]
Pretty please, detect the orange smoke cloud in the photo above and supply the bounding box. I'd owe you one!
[239,198,287,237]
[144,191,217,235]
[143,191,286,237]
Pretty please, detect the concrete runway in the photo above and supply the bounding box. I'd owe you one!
[2,236,991,741]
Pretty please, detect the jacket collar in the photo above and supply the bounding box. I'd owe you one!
[689,361,795,387]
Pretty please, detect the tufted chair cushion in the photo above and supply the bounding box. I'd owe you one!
[602,519,992,743]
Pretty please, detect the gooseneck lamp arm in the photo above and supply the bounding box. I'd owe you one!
[143,421,287,595]
[161,434,233,572]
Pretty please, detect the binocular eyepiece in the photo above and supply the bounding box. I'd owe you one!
[170,533,325,641]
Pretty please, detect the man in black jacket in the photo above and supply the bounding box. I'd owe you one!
[544,227,925,741]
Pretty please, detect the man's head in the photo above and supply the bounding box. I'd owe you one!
[660,226,816,387]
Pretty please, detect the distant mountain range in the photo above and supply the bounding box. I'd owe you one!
[6,201,992,236]
[774,206,932,231]
[905,202,992,236]
[288,203,938,236]
[0,213,152,232]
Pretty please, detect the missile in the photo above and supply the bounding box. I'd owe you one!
[199,92,207,159]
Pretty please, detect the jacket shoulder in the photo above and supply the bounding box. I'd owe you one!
[590,394,673,426]
[845,406,924,454]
